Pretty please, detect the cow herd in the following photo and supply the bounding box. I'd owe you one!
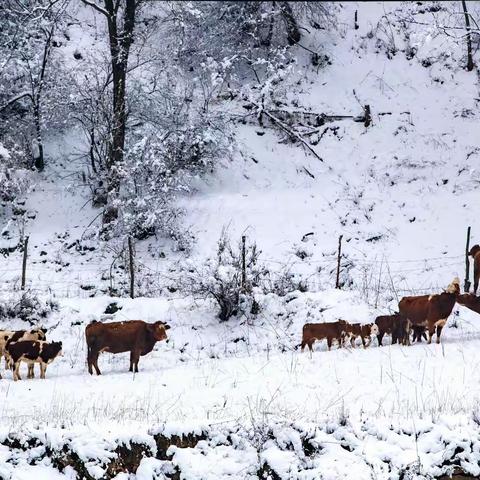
[301,276,480,353]
[1,272,480,381]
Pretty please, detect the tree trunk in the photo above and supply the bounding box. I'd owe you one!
[103,0,137,223]
[462,0,474,71]
[280,2,301,45]
[33,101,44,171]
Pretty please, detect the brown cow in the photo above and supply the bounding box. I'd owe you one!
[85,320,170,375]
[7,340,62,381]
[301,320,349,352]
[345,323,379,348]
[469,245,480,295]
[0,328,47,379]
[398,277,460,344]
[374,314,409,346]
[457,293,480,314]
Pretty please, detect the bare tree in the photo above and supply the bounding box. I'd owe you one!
[81,0,140,223]
[461,0,475,71]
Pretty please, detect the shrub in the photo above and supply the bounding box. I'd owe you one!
[0,292,58,325]
[181,231,268,321]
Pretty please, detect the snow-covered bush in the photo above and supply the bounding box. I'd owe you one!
[0,292,59,325]
[115,101,231,242]
[0,143,30,205]
[181,231,268,321]
[166,2,333,85]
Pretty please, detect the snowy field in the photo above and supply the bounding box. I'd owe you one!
[2,1,480,478]
[2,293,480,428]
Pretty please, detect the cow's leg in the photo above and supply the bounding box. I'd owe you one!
[39,362,46,379]
[27,362,34,379]
[377,332,384,346]
[129,350,134,372]
[427,323,435,344]
[308,340,314,352]
[93,354,101,375]
[435,320,446,344]
[13,362,21,381]
[130,350,140,373]
[327,337,332,351]
[301,340,306,352]
[89,348,101,375]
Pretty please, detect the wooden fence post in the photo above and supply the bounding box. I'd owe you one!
[354,10,359,30]
[335,234,343,289]
[128,236,135,299]
[21,236,29,290]
[465,226,471,293]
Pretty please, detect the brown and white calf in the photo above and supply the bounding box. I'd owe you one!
[345,323,379,348]
[6,340,62,381]
[398,277,460,344]
[0,328,47,378]
[301,320,349,352]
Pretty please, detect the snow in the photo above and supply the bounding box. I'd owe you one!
[2,1,480,478]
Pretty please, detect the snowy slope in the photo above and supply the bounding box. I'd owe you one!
[1,2,480,478]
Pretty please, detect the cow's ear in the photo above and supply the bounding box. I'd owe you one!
[163,324,171,330]
[42,328,47,334]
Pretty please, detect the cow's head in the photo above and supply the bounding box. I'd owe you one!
[469,245,480,258]
[147,322,170,341]
[52,341,63,357]
[370,324,379,336]
[445,277,460,295]
[32,328,47,341]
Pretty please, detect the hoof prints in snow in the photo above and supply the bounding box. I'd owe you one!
[2,417,480,479]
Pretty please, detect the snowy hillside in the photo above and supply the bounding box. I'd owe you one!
[2,1,480,479]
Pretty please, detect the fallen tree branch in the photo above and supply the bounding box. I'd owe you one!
[248,101,324,162]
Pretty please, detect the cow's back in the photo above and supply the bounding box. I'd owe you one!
[398,295,430,323]
[302,322,343,340]
[427,293,456,320]
[86,320,147,353]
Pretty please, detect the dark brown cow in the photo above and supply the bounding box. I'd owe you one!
[345,323,379,348]
[411,324,428,343]
[301,320,349,352]
[7,340,62,381]
[391,316,411,346]
[85,320,170,375]
[469,245,480,295]
[457,293,480,314]
[375,314,409,346]
[398,277,460,344]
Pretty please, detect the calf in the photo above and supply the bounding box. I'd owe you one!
[7,340,62,381]
[391,316,411,346]
[398,277,460,344]
[85,320,170,375]
[411,324,427,343]
[301,320,349,352]
[345,323,379,348]
[0,328,47,378]
[375,314,409,346]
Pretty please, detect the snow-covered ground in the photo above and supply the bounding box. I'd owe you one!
[2,1,480,478]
